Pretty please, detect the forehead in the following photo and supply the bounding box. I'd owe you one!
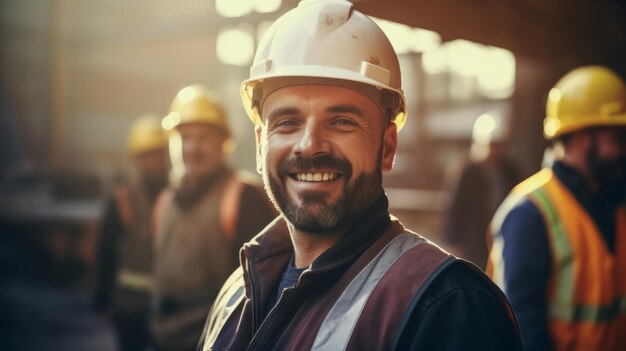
[177,123,221,136]
[261,84,381,119]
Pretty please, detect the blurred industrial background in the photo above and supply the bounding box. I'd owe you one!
[2,0,626,247]
[0,0,625,348]
[0,0,625,325]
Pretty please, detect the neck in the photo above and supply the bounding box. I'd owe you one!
[289,227,347,269]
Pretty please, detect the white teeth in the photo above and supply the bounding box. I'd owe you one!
[296,172,338,182]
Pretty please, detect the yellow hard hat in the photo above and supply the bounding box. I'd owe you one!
[164,84,232,138]
[128,114,168,156]
[241,0,407,131]
[544,65,626,139]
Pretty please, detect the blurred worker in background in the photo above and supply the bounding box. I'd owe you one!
[151,85,275,351]
[442,112,521,269]
[96,115,170,351]
[488,65,626,350]
[198,1,522,350]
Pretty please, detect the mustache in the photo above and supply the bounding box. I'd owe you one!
[278,155,352,177]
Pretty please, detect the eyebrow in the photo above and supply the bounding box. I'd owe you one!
[265,104,365,122]
[326,104,364,116]
[266,107,302,122]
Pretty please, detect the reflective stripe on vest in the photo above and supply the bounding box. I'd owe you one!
[489,168,626,350]
[528,187,576,316]
[311,232,425,351]
[529,185,626,324]
[203,281,245,350]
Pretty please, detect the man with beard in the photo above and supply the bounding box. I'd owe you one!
[197,1,522,350]
[96,115,170,351]
[487,66,626,351]
[151,85,276,351]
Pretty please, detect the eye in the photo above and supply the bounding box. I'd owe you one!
[339,118,355,125]
[272,118,300,132]
[331,117,358,129]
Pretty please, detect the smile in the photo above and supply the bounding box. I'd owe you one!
[291,172,341,182]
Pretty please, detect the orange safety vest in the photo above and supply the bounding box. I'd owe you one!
[488,168,626,351]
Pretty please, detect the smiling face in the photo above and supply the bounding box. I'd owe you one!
[256,84,398,235]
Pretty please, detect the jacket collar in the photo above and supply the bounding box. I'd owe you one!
[238,193,393,331]
[241,193,391,272]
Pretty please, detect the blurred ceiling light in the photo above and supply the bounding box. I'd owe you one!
[447,39,483,77]
[422,48,448,74]
[254,0,281,13]
[477,46,516,99]
[216,0,280,17]
[423,39,516,99]
[216,24,255,66]
[472,113,497,145]
[372,17,441,55]
[412,28,441,52]
[216,0,253,18]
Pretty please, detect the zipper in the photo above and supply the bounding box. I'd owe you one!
[245,248,261,333]
[246,268,319,350]
[246,286,296,351]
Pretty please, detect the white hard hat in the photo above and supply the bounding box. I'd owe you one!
[241,0,407,130]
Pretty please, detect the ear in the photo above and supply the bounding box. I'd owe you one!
[255,125,263,174]
[381,123,398,172]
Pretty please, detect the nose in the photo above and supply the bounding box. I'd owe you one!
[293,118,331,158]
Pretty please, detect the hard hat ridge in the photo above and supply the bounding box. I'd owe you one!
[241,0,407,130]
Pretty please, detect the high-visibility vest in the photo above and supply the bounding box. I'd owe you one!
[488,168,626,351]
[204,228,519,350]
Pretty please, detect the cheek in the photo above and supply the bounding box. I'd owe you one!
[342,136,381,173]
[181,138,196,155]
[264,134,294,169]
[597,138,622,160]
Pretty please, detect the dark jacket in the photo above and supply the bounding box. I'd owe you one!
[198,195,522,351]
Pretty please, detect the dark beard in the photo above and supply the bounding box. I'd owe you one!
[587,139,626,189]
[264,154,382,234]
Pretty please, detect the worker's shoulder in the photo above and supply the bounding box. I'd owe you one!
[423,260,504,302]
[386,231,501,302]
[403,258,515,329]
[377,227,495,297]
[393,259,522,350]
